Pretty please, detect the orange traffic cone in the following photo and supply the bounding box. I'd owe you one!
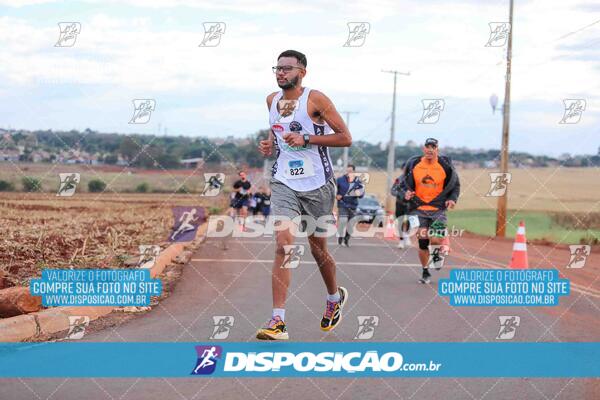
[384,214,398,240]
[509,221,529,269]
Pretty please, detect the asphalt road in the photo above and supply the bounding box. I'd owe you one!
[3,231,599,399]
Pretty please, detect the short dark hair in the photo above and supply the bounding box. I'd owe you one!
[347,164,356,171]
[278,50,307,68]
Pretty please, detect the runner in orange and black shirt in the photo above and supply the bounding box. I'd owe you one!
[399,138,460,284]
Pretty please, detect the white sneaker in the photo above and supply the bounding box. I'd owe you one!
[397,239,405,249]
[403,234,412,248]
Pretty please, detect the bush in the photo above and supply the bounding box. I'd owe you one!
[135,182,149,193]
[0,180,15,191]
[208,206,221,215]
[22,176,42,192]
[88,179,107,193]
[580,234,599,246]
[176,185,190,194]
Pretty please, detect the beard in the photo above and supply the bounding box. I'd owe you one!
[277,75,299,90]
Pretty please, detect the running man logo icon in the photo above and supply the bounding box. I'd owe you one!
[344,22,370,47]
[418,99,445,124]
[485,172,512,197]
[201,173,225,197]
[276,100,299,123]
[210,316,235,340]
[129,99,156,124]
[357,172,371,185]
[138,245,160,269]
[281,245,305,269]
[192,345,222,375]
[427,245,445,269]
[199,22,226,47]
[55,22,81,47]
[345,176,366,197]
[57,173,80,197]
[566,245,591,269]
[559,99,586,124]
[485,22,510,47]
[66,316,90,340]
[496,316,520,339]
[354,316,379,340]
[170,207,205,242]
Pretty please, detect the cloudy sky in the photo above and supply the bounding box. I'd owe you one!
[0,0,598,156]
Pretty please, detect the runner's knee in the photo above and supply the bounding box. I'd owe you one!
[275,235,294,256]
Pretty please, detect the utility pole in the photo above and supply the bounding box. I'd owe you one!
[382,69,410,212]
[340,111,358,170]
[496,0,513,237]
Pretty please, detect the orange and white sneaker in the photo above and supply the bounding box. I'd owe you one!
[256,316,289,340]
[320,287,348,332]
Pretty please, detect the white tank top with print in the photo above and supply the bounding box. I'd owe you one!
[268,87,334,191]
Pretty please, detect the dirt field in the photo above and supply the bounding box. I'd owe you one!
[3,163,597,213]
[0,192,222,288]
[0,162,242,193]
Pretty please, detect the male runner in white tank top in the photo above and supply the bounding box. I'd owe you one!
[256,50,352,340]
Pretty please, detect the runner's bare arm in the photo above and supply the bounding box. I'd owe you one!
[283,90,351,148]
[259,92,279,156]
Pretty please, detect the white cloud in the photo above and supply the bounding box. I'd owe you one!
[0,0,599,155]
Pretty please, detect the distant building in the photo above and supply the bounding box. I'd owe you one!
[181,157,204,168]
[30,150,50,163]
[484,160,498,168]
[0,150,19,162]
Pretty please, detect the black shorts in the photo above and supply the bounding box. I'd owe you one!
[414,209,447,237]
[230,197,249,209]
[395,201,409,218]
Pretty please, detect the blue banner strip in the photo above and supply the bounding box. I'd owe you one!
[0,342,598,378]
